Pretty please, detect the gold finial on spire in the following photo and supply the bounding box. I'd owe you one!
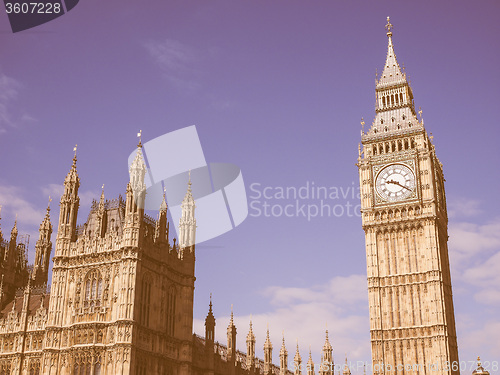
[137,130,142,148]
[385,16,393,37]
[418,106,423,119]
[360,117,365,132]
[101,184,105,191]
[73,144,77,156]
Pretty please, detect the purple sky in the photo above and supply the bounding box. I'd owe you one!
[1,0,499,371]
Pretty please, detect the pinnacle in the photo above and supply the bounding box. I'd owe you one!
[377,17,406,88]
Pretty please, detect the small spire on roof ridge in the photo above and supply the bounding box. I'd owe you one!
[73,144,77,163]
[46,196,52,216]
[137,130,143,148]
[12,215,18,234]
[160,187,168,211]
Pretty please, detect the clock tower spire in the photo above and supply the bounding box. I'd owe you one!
[358,18,459,375]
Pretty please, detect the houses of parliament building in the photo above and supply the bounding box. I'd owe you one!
[0,18,490,375]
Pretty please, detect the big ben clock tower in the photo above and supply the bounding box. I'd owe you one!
[357,18,460,375]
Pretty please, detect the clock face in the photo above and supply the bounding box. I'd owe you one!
[375,164,416,202]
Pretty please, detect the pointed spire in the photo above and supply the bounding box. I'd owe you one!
[323,328,332,350]
[226,304,237,364]
[264,325,273,374]
[230,304,234,323]
[294,339,302,361]
[294,339,302,369]
[247,315,255,341]
[65,144,79,185]
[246,315,256,369]
[46,197,52,217]
[343,356,351,375]
[99,185,105,206]
[11,216,18,238]
[264,325,272,349]
[137,129,142,148]
[280,331,287,355]
[280,331,288,374]
[33,196,53,286]
[364,17,420,137]
[307,347,315,375]
[376,17,405,88]
[179,170,196,250]
[160,187,167,211]
[184,169,194,202]
[204,293,216,344]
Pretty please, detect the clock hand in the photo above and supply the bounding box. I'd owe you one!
[387,179,412,191]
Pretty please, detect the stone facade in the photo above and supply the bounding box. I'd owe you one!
[357,18,459,375]
[0,17,471,375]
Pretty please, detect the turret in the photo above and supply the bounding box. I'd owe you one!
[124,137,147,247]
[57,146,80,243]
[307,349,315,375]
[227,305,237,367]
[128,138,147,212]
[155,189,169,244]
[319,329,333,375]
[96,187,107,238]
[264,327,273,375]
[363,17,422,139]
[5,218,18,266]
[342,357,351,375]
[32,198,53,286]
[204,295,216,372]
[246,318,256,370]
[178,171,196,258]
[294,341,302,375]
[280,333,288,374]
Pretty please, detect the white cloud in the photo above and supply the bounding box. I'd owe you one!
[41,184,64,201]
[458,318,500,366]
[0,70,35,132]
[194,275,371,368]
[448,197,482,219]
[144,39,201,92]
[0,185,46,227]
[449,217,500,307]
[448,219,500,267]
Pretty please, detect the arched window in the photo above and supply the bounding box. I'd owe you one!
[28,360,40,375]
[84,270,103,308]
[94,355,101,375]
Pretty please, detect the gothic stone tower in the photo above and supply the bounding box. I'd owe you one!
[44,143,196,375]
[357,18,459,375]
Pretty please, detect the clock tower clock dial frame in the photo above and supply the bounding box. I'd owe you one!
[357,18,459,375]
